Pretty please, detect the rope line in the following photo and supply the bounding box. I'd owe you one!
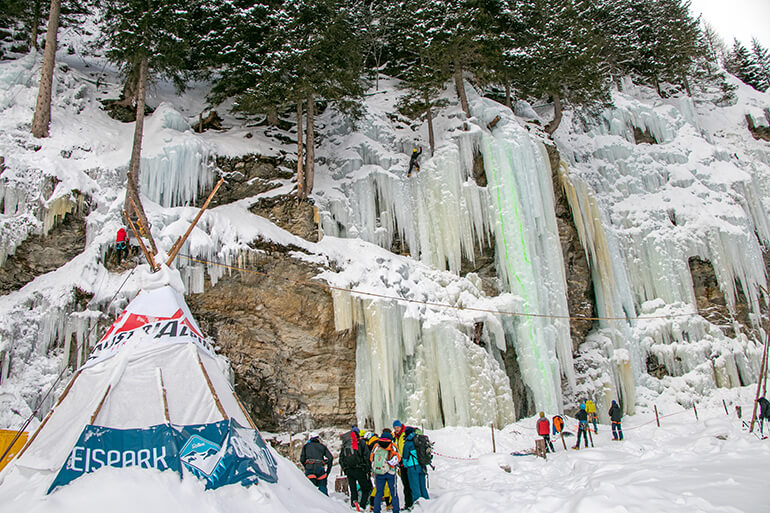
[177,254,699,323]
[0,266,137,465]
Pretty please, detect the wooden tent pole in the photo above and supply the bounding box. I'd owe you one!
[127,195,158,254]
[166,177,224,267]
[157,368,170,424]
[90,385,112,425]
[123,209,158,271]
[196,351,229,421]
[15,369,82,459]
[235,394,258,429]
[750,289,770,433]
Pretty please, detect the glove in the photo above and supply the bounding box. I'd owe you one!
[387,456,399,467]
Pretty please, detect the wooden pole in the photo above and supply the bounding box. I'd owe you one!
[127,195,158,254]
[234,393,258,429]
[123,209,158,271]
[654,405,660,427]
[750,314,770,433]
[693,403,699,421]
[723,399,729,416]
[166,177,224,267]
[15,369,82,459]
[490,423,496,453]
[90,385,112,425]
[196,350,228,420]
[157,368,170,423]
[560,432,567,450]
[587,427,594,447]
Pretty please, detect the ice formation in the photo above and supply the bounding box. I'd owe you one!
[139,103,216,208]
[555,80,770,414]
[317,85,575,421]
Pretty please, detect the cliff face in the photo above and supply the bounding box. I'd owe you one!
[186,244,357,432]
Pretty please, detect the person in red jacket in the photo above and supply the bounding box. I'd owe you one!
[115,227,128,265]
[536,412,555,453]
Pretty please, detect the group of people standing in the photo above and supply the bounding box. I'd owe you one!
[536,399,625,452]
[300,421,431,512]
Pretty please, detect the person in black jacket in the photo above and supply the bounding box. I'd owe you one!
[609,400,624,440]
[573,403,589,449]
[300,432,334,495]
[407,147,422,177]
[340,426,373,509]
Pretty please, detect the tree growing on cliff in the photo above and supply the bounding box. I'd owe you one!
[101,0,191,234]
[212,0,362,199]
[30,0,61,139]
[507,0,609,135]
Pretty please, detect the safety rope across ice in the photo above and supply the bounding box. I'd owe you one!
[177,254,699,323]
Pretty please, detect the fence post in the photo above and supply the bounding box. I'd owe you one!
[490,423,496,453]
[654,405,660,427]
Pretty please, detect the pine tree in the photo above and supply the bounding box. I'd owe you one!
[102,0,191,238]
[507,0,609,134]
[726,38,766,91]
[750,38,770,92]
[30,0,61,139]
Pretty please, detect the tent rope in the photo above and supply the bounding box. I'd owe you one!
[0,266,137,465]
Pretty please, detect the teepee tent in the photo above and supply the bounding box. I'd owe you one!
[5,285,276,491]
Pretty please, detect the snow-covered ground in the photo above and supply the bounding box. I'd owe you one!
[1,387,766,513]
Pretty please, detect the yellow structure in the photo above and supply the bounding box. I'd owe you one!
[0,430,28,472]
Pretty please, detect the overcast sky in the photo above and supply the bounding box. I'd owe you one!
[689,0,770,49]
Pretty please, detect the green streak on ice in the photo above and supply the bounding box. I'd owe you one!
[484,134,553,407]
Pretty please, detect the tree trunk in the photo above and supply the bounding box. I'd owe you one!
[545,93,562,136]
[304,92,315,195]
[30,0,42,51]
[296,100,305,199]
[454,57,469,117]
[504,82,512,111]
[124,56,152,238]
[426,93,435,156]
[682,75,692,97]
[30,0,60,139]
[116,66,139,107]
[267,106,279,127]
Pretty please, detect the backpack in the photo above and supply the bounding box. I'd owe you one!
[552,415,564,435]
[413,433,433,467]
[371,445,390,475]
[339,431,357,468]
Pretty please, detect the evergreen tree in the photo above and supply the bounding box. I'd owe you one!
[507,0,609,134]
[101,0,191,241]
[212,0,362,198]
[726,38,766,91]
[750,38,770,91]
[30,0,61,139]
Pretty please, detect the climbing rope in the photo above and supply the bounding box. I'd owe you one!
[177,254,699,323]
[0,266,137,465]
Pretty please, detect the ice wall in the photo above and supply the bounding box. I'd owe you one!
[556,83,770,409]
[139,103,216,208]
[319,85,575,421]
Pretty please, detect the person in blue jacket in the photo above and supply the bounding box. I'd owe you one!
[401,427,429,502]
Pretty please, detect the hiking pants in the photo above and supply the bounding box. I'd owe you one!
[542,434,555,453]
[590,413,598,433]
[612,421,623,440]
[406,465,429,501]
[374,473,399,513]
[399,465,412,508]
[576,424,589,448]
[345,467,372,509]
[309,476,328,495]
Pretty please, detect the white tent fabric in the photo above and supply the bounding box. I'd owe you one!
[12,286,250,473]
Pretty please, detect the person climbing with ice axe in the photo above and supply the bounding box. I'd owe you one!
[408,147,422,177]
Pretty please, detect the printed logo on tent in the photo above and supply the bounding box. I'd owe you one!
[179,434,226,480]
[84,308,215,368]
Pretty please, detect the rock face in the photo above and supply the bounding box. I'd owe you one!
[545,143,595,350]
[198,155,293,208]
[689,257,754,337]
[249,196,319,242]
[186,243,357,432]
[0,211,86,295]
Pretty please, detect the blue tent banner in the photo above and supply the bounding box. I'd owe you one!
[49,419,278,493]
